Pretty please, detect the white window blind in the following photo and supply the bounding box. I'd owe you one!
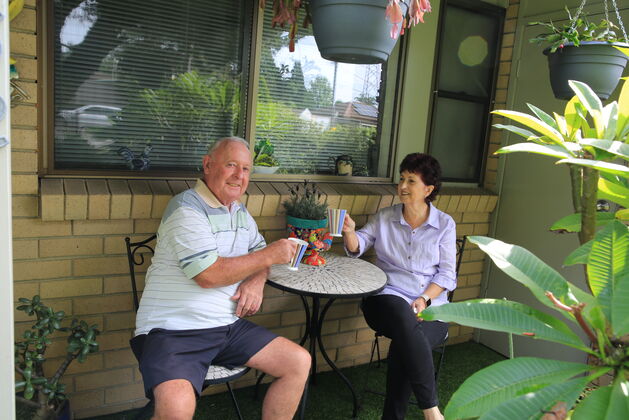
[53,0,250,173]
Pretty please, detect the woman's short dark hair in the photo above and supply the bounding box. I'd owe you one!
[399,153,442,203]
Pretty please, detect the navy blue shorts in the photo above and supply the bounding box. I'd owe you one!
[130,318,277,399]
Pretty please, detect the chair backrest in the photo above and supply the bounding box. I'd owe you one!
[125,234,157,312]
[449,236,467,302]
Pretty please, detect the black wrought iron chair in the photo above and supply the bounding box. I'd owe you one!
[364,236,467,404]
[125,234,250,420]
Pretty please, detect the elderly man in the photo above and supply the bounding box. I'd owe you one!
[131,137,311,420]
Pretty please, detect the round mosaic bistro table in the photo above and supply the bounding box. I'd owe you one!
[264,253,387,419]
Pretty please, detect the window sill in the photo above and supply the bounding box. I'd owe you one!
[39,178,497,221]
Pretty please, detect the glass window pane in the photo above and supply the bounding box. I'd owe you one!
[428,98,486,181]
[255,10,386,177]
[437,6,499,98]
[53,0,249,173]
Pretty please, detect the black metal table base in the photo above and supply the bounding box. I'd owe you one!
[255,295,359,419]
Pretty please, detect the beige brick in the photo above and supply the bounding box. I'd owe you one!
[129,180,152,219]
[68,390,105,411]
[255,215,286,230]
[104,349,138,369]
[86,179,111,220]
[453,286,481,302]
[61,353,104,375]
[149,180,172,219]
[262,295,303,312]
[445,196,460,213]
[496,75,509,90]
[339,316,369,332]
[248,313,281,329]
[10,31,36,56]
[449,212,463,223]
[467,274,482,286]
[75,368,134,391]
[12,239,38,259]
[74,295,133,315]
[485,195,498,212]
[11,104,37,127]
[458,261,483,276]
[12,195,38,217]
[506,4,518,19]
[10,7,36,31]
[449,334,473,345]
[40,236,102,258]
[320,331,356,348]
[337,342,372,361]
[320,319,339,335]
[498,61,511,76]
[109,180,132,219]
[462,212,490,223]
[502,32,515,48]
[106,382,146,404]
[12,174,38,194]
[257,182,281,217]
[270,325,301,340]
[13,57,37,80]
[105,275,144,295]
[73,401,139,419]
[134,219,160,234]
[105,235,133,254]
[456,195,471,212]
[246,183,264,217]
[105,311,136,331]
[13,80,37,105]
[13,259,72,281]
[325,302,359,319]
[13,282,39,300]
[466,196,480,213]
[13,218,71,238]
[271,182,293,215]
[357,328,378,343]
[168,180,190,195]
[317,183,341,209]
[40,277,102,299]
[73,219,133,235]
[281,310,306,326]
[456,224,475,237]
[364,192,382,215]
[11,150,37,172]
[10,128,37,150]
[474,223,490,235]
[74,256,129,276]
[94,331,134,352]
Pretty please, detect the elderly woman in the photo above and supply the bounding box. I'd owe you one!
[343,153,456,420]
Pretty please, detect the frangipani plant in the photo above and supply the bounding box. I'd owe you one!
[421,77,629,419]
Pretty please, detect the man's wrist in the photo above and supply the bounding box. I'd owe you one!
[420,293,431,307]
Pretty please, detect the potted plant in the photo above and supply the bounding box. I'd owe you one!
[421,79,629,418]
[15,295,100,420]
[530,5,628,100]
[260,0,433,63]
[283,180,333,265]
[253,138,281,174]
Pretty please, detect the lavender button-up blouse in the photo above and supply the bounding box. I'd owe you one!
[346,203,457,307]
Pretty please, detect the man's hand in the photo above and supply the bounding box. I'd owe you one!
[264,238,298,265]
[411,297,428,321]
[231,271,267,317]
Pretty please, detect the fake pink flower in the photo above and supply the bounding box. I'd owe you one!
[385,0,405,39]
[387,0,432,39]
[408,0,432,26]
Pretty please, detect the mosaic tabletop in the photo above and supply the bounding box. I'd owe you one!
[268,253,387,298]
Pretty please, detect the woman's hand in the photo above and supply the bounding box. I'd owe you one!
[342,214,356,233]
[411,297,428,321]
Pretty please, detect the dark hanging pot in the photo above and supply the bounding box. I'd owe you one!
[310,0,408,64]
[544,41,629,100]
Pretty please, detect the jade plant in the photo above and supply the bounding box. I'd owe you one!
[422,78,629,419]
[15,295,100,420]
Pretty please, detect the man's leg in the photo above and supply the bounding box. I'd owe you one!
[152,379,196,420]
[246,337,311,420]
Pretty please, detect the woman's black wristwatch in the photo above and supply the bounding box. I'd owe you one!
[420,293,431,307]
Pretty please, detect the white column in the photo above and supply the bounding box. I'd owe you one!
[0,1,15,419]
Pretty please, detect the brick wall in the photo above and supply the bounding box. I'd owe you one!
[10,1,501,417]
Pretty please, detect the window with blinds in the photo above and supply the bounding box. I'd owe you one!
[254,12,386,177]
[52,0,250,174]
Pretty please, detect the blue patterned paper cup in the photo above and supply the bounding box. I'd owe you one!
[287,237,309,271]
[327,208,347,237]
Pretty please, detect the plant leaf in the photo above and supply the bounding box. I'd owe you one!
[493,124,539,140]
[564,240,593,266]
[616,78,629,139]
[479,376,593,420]
[564,95,582,139]
[550,212,615,232]
[556,158,629,177]
[467,236,586,313]
[527,103,559,130]
[587,221,629,319]
[572,379,629,420]
[492,110,565,145]
[444,357,592,420]
[421,299,587,351]
[580,139,629,161]
[569,80,604,137]
[496,143,575,159]
[598,177,629,208]
[616,208,629,221]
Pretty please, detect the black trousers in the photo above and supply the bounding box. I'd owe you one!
[362,294,448,419]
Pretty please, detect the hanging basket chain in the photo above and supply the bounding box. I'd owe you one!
[610,0,628,41]
[570,0,588,32]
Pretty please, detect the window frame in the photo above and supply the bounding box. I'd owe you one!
[39,0,402,183]
[426,0,504,185]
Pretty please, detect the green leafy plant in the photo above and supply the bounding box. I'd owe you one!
[254,138,280,167]
[283,180,328,220]
[421,77,629,419]
[15,295,100,420]
[530,7,628,53]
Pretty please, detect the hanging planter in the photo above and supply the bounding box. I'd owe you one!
[310,0,408,64]
[260,0,432,63]
[544,41,628,100]
[529,1,629,100]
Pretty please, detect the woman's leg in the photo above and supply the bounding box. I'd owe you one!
[363,295,448,418]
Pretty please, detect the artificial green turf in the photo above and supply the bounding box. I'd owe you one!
[83,341,505,420]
